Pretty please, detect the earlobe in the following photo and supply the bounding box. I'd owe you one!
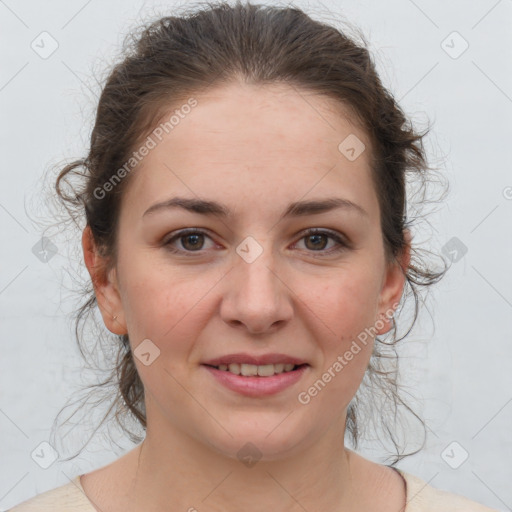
[81,226,127,335]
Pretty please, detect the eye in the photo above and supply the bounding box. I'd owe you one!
[293,228,348,255]
[162,227,349,256]
[163,229,216,253]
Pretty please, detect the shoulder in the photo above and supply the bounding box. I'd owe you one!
[397,470,498,512]
[8,475,96,512]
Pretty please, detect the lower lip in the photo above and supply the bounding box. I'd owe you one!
[202,364,309,397]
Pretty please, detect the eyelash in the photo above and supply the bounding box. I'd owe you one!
[162,228,349,257]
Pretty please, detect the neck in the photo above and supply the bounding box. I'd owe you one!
[123,416,363,511]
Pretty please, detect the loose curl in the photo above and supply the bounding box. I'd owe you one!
[46,0,448,465]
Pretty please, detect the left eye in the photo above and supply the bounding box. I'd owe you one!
[163,228,347,255]
[294,229,346,253]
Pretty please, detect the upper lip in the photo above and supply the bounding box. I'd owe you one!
[202,353,308,366]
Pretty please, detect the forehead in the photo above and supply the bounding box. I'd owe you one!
[152,81,370,160]
[122,81,377,220]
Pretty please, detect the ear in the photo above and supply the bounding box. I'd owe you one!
[375,229,412,335]
[82,225,127,335]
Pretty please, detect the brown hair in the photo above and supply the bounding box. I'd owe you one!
[49,0,448,465]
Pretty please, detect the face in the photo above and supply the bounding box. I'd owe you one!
[84,82,409,461]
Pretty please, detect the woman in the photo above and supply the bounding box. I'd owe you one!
[9,2,497,510]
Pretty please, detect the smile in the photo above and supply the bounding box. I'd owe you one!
[201,363,309,397]
[207,362,302,377]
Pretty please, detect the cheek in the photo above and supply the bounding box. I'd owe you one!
[298,268,380,400]
[118,257,219,348]
[306,267,382,342]
[121,273,208,396]
[123,282,195,341]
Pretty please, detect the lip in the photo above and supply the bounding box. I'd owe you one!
[202,364,309,397]
[202,353,308,366]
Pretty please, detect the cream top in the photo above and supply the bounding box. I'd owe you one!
[8,469,498,511]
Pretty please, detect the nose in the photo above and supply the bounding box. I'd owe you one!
[220,245,294,335]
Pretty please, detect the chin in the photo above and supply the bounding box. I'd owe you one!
[200,416,318,464]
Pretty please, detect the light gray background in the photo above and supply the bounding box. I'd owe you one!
[1,0,511,510]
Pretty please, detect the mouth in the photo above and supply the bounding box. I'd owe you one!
[201,362,310,397]
[203,362,309,377]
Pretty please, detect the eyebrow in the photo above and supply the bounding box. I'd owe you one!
[142,196,368,220]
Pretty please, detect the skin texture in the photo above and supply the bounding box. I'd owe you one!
[82,81,411,512]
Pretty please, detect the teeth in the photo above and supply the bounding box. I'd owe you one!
[257,364,274,377]
[241,363,258,376]
[215,363,299,376]
[229,363,240,374]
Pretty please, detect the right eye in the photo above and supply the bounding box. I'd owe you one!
[163,229,217,254]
